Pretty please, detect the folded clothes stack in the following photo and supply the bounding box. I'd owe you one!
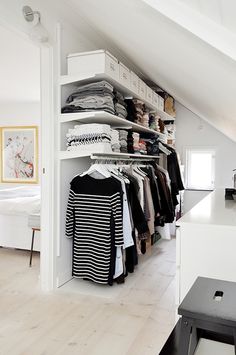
[139,139,147,155]
[117,130,128,153]
[125,98,150,128]
[127,131,134,154]
[132,132,140,154]
[133,99,146,125]
[61,80,115,114]
[159,118,166,134]
[66,123,112,152]
[114,91,127,119]
[141,113,149,128]
[149,114,161,132]
[111,129,121,152]
[125,99,136,123]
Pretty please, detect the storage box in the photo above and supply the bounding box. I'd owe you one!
[158,95,164,111]
[146,86,153,103]
[130,71,139,94]
[152,92,159,108]
[138,79,146,99]
[67,50,119,81]
[119,63,131,88]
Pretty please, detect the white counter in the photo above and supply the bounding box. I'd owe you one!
[177,189,236,227]
[176,189,236,304]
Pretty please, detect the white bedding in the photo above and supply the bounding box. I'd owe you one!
[0,186,40,199]
[0,186,40,215]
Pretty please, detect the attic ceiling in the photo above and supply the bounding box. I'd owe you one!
[0,25,40,103]
[68,0,236,142]
[178,0,236,33]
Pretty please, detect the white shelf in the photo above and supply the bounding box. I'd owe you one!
[60,72,174,121]
[60,111,160,135]
[60,72,156,111]
[156,109,175,122]
[59,151,160,161]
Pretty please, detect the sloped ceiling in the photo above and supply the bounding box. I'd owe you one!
[178,0,236,33]
[68,0,236,142]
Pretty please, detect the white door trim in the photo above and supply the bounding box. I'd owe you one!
[40,44,55,291]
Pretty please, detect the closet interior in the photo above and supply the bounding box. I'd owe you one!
[57,49,184,288]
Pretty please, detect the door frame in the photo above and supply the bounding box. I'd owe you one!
[0,20,55,291]
[40,44,55,291]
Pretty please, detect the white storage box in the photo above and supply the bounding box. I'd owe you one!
[119,63,131,88]
[67,50,119,81]
[158,95,164,111]
[130,71,139,94]
[152,92,159,108]
[138,79,146,99]
[146,86,153,103]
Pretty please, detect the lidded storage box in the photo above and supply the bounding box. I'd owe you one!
[67,50,119,81]
[158,95,164,111]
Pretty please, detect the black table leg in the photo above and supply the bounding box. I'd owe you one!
[178,317,192,355]
[29,229,35,267]
[189,326,200,355]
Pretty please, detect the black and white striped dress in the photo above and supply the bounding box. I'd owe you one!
[66,175,123,285]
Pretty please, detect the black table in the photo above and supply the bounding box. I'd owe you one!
[160,277,236,355]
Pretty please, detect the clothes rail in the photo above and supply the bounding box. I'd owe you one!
[90,153,160,161]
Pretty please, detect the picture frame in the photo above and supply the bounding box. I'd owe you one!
[0,126,38,183]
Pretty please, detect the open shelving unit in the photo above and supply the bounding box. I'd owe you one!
[60,111,161,135]
[56,53,174,288]
[60,71,174,122]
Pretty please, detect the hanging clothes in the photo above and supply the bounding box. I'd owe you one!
[164,145,185,206]
[66,174,123,286]
[65,154,184,286]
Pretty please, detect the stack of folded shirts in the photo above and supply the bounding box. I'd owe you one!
[159,118,165,133]
[132,132,140,154]
[125,99,136,123]
[149,114,161,132]
[118,130,128,153]
[127,131,134,154]
[140,134,160,156]
[140,113,149,128]
[66,124,112,151]
[61,80,115,114]
[111,129,120,152]
[139,139,147,155]
[114,91,127,119]
[125,99,147,126]
[133,99,146,125]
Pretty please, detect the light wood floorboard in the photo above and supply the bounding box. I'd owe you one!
[0,239,176,355]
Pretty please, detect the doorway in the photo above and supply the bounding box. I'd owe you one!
[0,23,54,292]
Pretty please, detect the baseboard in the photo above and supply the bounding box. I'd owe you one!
[56,269,73,287]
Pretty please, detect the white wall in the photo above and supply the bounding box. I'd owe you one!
[175,102,236,213]
[0,102,40,126]
[0,102,41,188]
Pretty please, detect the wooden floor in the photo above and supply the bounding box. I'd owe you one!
[0,239,176,355]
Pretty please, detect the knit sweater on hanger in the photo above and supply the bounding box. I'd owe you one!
[66,175,123,285]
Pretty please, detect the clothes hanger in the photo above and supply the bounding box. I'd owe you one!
[135,165,147,177]
[80,162,111,178]
[159,142,171,155]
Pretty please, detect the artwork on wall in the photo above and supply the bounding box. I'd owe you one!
[0,126,38,183]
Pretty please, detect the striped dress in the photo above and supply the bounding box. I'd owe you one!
[66,175,123,285]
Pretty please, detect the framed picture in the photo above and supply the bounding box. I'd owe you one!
[0,126,38,183]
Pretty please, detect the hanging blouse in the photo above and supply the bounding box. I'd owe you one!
[66,175,123,285]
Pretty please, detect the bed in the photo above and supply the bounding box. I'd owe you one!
[0,186,40,251]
